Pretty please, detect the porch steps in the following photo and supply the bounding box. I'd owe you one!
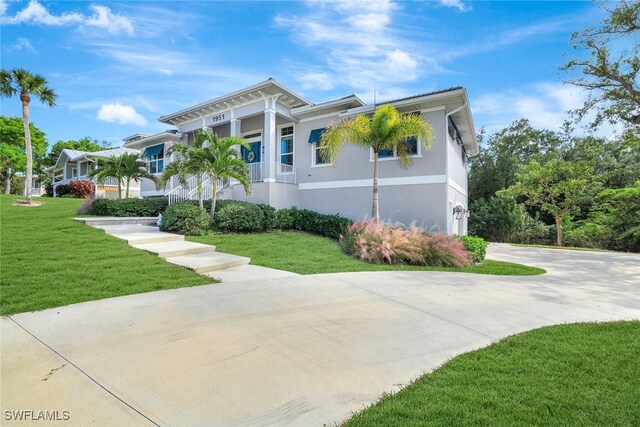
[75,217,159,227]
[94,224,160,234]
[168,252,250,274]
[133,241,216,258]
[111,231,184,245]
[79,216,251,278]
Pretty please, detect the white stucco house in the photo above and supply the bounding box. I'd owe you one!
[50,78,477,233]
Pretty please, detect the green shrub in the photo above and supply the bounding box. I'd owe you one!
[564,218,613,249]
[276,207,299,229]
[459,235,487,263]
[160,203,209,235]
[277,207,350,239]
[512,213,555,245]
[90,197,168,217]
[469,195,524,242]
[257,204,277,230]
[213,201,265,232]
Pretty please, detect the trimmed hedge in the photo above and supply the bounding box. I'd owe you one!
[160,203,209,235]
[459,235,487,263]
[90,197,168,217]
[213,201,264,232]
[277,207,350,239]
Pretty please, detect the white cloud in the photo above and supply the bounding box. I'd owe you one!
[83,5,134,35]
[8,37,37,54]
[274,0,424,93]
[1,0,133,35]
[97,103,147,126]
[439,0,471,12]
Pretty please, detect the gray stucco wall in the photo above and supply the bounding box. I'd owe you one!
[299,183,448,231]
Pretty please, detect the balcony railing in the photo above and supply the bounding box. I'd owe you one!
[275,162,296,184]
[248,162,263,183]
[52,175,121,186]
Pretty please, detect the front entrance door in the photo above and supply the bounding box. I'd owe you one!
[241,140,261,164]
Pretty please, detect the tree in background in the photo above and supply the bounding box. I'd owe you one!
[561,0,640,127]
[321,104,434,220]
[468,195,525,242]
[501,160,596,246]
[596,181,640,252]
[468,119,562,203]
[0,116,47,194]
[45,137,111,166]
[0,68,56,204]
[119,153,157,198]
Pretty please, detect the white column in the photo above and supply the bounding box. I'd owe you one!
[77,161,80,179]
[230,118,241,137]
[261,94,280,183]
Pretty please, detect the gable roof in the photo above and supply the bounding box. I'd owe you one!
[49,147,140,171]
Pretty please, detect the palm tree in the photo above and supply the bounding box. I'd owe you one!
[88,155,125,199]
[119,153,157,198]
[160,134,209,209]
[0,68,56,204]
[89,153,157,198]
[321,104,434,221]
[161,130,252,220]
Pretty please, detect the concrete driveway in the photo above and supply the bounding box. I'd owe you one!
[2,245,639,426]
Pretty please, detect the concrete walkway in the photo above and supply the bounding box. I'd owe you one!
[2,245,638,426]
[75,217,297,282]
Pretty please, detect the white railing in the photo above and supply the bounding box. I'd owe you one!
[275,162,296,184]
[249,162,263,182]
[166,174,228,205]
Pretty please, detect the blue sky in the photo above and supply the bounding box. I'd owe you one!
[1,0,607,149]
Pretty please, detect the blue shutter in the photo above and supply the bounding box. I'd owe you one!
[308,128,326,144]
[143,144,164,159]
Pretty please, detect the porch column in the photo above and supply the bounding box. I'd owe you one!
[262,94,280,183]
[77,160,81,179]
[230,118,241,137]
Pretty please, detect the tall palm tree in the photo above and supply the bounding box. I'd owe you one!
[89,153,157,198]
[119,153,158,198]
[321,104,434,221]
[88,155,125,199]
[0,68,56,204]
[160,133,209,209]
[161,130,252,219]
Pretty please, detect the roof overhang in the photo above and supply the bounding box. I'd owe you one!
[158,78,311,126]
[123,131,182,148]
[290,95,365,120]
[340,88,478,156]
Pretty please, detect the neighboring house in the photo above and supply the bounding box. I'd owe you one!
[46,147,141,198]
[19,174,46,197]
[54,78,478,233]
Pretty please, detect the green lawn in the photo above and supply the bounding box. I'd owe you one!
[189,231,545,275]
[0,196,212,315]
[345,321,640,426]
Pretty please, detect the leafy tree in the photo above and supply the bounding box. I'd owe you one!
[561,0,640,127]
[0,68,56,204]
[468,195,525,242]
[160,130,252,220]
[160,134,209,209]
[321,104,434,220]
[89,153,157,199]
[46,137,110,166]
[0,116,47,194]
[596,181,640,252]
[468,119,562,203]
[501,160,597,246]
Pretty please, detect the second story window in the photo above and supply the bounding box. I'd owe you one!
[143,144,165,174]
[280,126,294,166]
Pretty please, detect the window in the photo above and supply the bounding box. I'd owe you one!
[314,143,329,165]
[143,144,165,174]
[404,136,419,155]
[374,136,419,159]
[280,126,294,166]
[378,148,394,158]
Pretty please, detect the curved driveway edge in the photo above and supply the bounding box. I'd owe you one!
[2,244,639,426]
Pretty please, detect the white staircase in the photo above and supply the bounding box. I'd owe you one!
[166,174,227,205]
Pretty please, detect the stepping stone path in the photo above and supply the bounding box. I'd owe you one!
[75,217,298,283]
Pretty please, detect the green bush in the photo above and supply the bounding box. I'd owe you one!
[90,197,168,217]
[459,235,487,263]
[276,207,350,239]
[564,218,613,249]
[257,203,277,230]
[469,195,524,242]
[213,200,265,232]
[160,203,209,235]
[512,213,555,245]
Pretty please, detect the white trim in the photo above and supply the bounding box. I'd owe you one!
[299,174,447,190]
[311,141,332,167]
[263,178,276,183]
[298,111,341,123]
[448,178,467,196]
[368,136,422,162]
[278,123,295,172]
